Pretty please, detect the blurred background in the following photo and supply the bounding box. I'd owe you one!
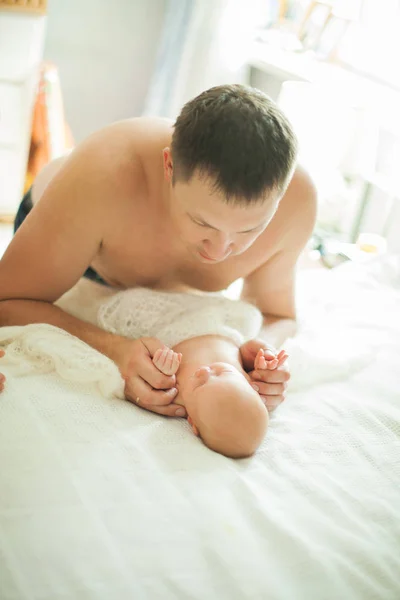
[1,0,400,263]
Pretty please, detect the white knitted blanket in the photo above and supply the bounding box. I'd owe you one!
[98,287,263,347]
[0,272,377,394]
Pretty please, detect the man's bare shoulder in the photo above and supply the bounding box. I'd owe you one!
[30,117,175,229]
[72,117,172,170]
[33,117,173,206]
[87,117,173,152]
[84,116,173,140]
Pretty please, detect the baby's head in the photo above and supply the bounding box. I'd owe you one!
[184,362,268,458]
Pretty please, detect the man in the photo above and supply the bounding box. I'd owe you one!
[0,84,317,418]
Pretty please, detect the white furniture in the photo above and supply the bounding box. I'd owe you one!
[248,41,400,249]
[248,40,400,114]
[0,10,46,218]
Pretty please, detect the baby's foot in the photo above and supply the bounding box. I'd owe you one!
[153,346,182,376]
[255,348,288,371]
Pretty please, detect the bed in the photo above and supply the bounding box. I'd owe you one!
[0,255,399,600]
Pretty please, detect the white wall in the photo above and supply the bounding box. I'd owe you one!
[43,0,166,142]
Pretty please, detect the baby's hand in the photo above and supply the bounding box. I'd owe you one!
[254,348,288,371]
[152,346,182,376]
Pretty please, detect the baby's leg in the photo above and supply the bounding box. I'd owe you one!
[0,349,5,392]
[153,346,182,376]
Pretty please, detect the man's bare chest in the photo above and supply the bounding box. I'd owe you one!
[93,224,268,292]
[92,195,279,291]
[94,240,237,292]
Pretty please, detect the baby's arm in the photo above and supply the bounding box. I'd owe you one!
[152,346,182,376]
[0,349,5,392]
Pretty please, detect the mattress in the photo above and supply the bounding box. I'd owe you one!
[0,255,399,600]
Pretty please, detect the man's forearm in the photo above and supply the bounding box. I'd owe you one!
[260,315,297,349]
[0,299,124,361]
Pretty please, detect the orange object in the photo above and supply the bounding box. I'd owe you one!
[24,63,74,192]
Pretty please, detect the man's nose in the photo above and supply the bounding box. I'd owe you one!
[203,232,232,260]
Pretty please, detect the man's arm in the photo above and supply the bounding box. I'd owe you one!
[0,298,125,359]
[241,166,318,347]
[239,166,317,411]
[0,145,114,338]
[0,139,184,417]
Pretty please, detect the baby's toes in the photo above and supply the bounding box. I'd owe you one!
[255,350,267,370]
[157,348,177,376]
[153,348,163,361]
[277,352,289,367]
[170,352,181,375]
[153,348,173,374]
[152,348,164,369]
[266,358,279,370]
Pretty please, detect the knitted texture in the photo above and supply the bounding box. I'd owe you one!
[98,287,263,347]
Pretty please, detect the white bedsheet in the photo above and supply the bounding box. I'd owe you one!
[0,256,400,600]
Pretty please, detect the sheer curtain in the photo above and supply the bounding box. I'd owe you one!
[143,0,265,119]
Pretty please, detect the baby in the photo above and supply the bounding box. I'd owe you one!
[150,337,287,459]
[96,286,289,458]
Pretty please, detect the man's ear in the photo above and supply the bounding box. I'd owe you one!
[188,415,200,437]
[163,148,173,182]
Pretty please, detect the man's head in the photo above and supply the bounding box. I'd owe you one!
[184,362,269,458]
[164,84,298,262]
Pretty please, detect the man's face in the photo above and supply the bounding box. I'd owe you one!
[164,151,280,263]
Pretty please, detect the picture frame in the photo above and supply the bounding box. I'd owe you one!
[298,1,333,51]
[314,12,351,60]
[277,0,313,28]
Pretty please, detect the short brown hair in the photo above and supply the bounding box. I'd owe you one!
[171,84,298,204]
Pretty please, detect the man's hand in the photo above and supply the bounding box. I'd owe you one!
[112,337,187,418]
[240,339,289,412]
